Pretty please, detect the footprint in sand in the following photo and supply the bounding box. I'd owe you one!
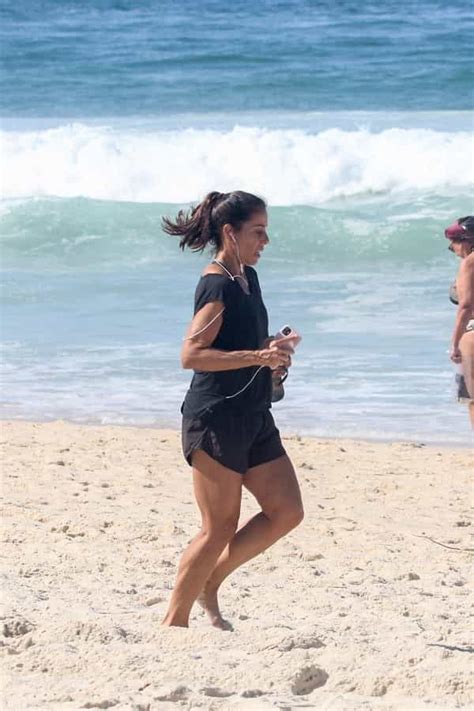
[154,683,190,702]
[62,621,132,645]
[2,616,34,638]
[201,687,234,698]
[278,632,325,652]
[290,665,329,695]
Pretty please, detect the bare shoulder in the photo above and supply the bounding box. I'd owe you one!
[457,254,474,303]
[201,262,225,277]
[466,253,474,271]
[459,254,474,276]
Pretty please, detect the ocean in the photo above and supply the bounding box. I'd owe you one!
[1,0,473,444]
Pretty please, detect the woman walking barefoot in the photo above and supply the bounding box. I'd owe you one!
[161,191,304,629]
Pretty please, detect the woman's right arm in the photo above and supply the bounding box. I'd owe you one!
[181,301,290,372]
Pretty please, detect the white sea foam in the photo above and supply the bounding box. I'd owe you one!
[1,122,472,205]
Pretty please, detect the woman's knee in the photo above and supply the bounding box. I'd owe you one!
[270,502,304,531]
[201,514,239,544]
[286,503,305,530]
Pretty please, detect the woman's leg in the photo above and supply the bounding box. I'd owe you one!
[199,454,303,624]
[162,450,242,628]
[460,330,474,428]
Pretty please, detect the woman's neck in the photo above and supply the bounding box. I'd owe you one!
[214,250,243,276]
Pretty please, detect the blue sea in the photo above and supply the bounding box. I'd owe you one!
[1,0,473,444]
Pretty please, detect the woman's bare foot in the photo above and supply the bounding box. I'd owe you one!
[197,586,233,631]
[161,612,189,628]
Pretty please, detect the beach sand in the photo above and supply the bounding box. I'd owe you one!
[1,420,473,710]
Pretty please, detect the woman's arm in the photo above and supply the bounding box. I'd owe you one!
[181,301,290,371]
[450,258,474,362]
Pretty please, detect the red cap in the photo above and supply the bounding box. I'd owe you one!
[444,221,468,241]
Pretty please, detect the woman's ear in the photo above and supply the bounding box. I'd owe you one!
[222,223,237,244]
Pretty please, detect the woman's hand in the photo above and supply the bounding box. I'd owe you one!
[261,336,274,349]
[262,335,295,352]
[269,334,296,352]
[273,366,289,379]
[450,346,462,363]
[256,345,292,370]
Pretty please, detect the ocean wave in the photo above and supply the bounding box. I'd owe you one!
[1,193,471,270]
[1,122,472,205]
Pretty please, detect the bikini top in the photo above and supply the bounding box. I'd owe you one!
[449,281,458,305]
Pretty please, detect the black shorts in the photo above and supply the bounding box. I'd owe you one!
[182,409,286,475]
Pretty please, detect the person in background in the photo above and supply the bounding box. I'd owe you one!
[445,216,474,427]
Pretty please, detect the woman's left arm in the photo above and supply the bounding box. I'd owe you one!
[450,258,474,362]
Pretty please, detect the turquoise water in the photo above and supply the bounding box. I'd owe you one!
[1,2,473,443]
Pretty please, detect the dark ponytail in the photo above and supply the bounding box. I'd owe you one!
[162,190,266,252]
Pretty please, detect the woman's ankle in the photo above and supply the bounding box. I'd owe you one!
[162,609,190,627]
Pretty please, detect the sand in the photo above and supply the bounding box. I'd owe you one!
[1,420,473,710]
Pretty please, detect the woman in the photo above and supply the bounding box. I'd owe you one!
[445,216,474,427]
[161,191,304,629]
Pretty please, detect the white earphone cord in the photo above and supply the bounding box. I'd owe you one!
[182,308,225,340]
[224,365,264,400]
[182,258,267,399]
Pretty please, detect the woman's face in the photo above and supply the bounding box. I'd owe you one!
[233,209,269,266]
[449,240,472,258]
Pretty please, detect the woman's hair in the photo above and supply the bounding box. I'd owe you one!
[458,216,474,239]
[162,191,266,252]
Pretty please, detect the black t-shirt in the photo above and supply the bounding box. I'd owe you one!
[182,266,272,419]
